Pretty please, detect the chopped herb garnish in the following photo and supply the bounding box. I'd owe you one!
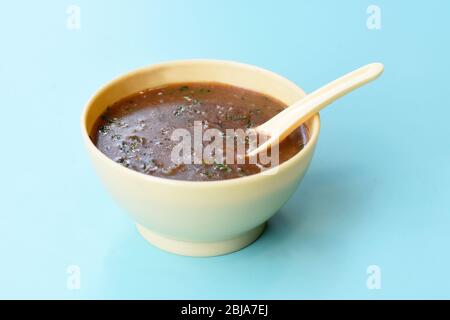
[99,125,110,135]
[249,108,261,115]
[129,135,144,143]
[226,114,248,121]
[202,171,213,178]
[130,142,139,151]
[111,134,122,141]
[101,115,117,124]
[174,105,185,116]
[213,162,232,173]
[179,85,189,92]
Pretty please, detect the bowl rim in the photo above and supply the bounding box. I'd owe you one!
[81,59,320,187]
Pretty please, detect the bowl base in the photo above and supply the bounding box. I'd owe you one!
[136,223,266,257]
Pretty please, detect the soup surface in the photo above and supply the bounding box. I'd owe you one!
[91,83,308,181]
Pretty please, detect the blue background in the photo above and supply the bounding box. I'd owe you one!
[1,0,449,299]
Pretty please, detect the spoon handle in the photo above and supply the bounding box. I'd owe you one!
[249,63,384,157]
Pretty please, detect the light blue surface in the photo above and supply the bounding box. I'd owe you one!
[1,0,449,299]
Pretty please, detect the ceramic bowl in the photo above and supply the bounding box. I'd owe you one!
[81,59,320,256]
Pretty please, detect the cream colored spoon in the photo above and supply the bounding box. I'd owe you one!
[247,63,384,157]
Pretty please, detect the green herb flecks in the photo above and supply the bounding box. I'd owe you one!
[130,141,139,152]
[174,105,185,117]
[101,114,117,124]
[129,135,145,144]
[225,114,248,121]
[213,162,232,173]
[99,125,110,135]
[202,171,213,179]
[111,134,122,141]
[224,113,253,127]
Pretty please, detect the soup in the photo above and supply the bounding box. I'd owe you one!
[90,82,308,181]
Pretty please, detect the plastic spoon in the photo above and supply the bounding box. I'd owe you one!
[247,63,384,157]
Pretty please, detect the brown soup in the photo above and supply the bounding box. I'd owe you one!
[90,83,308,181]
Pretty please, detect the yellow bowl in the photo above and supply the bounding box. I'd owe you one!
[81,59,320,256]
